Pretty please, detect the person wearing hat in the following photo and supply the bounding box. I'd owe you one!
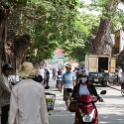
[9,62,49,124]
[60,64,76,110]
[0,63,13,124]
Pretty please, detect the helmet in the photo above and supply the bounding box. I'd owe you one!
[2,64,13,71]
[78,68,89,77]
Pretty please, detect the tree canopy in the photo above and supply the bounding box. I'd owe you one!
[1,0,124,70]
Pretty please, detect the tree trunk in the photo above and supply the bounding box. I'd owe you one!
[91,0,120,55]
[10,34,31,71]
[92,19,112,54]
[0,18,8,72]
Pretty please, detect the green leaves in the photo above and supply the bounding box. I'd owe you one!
[24,0,82,62]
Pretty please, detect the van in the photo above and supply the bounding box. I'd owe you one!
[85,54,116,86]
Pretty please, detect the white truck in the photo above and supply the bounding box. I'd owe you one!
[85,54,116,86]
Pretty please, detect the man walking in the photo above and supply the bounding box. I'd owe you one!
[9,62,49,124]
[60,64,76,110]
[0,64,13,124]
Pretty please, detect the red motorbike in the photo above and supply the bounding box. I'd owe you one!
[75,91,106,124]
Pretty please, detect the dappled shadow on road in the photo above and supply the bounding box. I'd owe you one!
[97,103,124,124]
[48,81,124,124]
[99,113,124,124]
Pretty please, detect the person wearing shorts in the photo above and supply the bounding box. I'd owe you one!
[60,64,76,110]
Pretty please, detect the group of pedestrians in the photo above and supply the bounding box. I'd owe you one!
[60,64,103,111]
[1,62,117,124]
[0,62,49,124]
[39,65,50,88]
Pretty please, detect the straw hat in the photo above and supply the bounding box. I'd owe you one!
[65,64,72,69]
[17,62,38,79]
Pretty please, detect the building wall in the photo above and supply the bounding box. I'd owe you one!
[120,30,124,52]
[114,30,124,54]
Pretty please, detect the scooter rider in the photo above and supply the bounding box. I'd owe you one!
[72,69,103,102]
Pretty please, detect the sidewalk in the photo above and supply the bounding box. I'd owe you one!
[108,83,121,91]
[45,79,75,124]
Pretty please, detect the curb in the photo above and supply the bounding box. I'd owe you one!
[107,85,121,91]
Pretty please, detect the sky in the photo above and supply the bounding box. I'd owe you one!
[79,0,99,15]
[80,0,124,14]
[84,0,91,4]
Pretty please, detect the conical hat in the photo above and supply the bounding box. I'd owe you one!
[17,62,38,78]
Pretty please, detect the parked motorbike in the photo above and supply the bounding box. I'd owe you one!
[75,90,106,124]
[108,73,118,85]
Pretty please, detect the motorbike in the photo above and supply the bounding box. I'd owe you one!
[108,73,118,85]
[75,90,106,124]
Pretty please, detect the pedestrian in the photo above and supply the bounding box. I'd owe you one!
[117,66,123,85]
[44,68,50,89]
[74,67,80,84]
[52,67,56,80]
[0,64,13,124]
[9,62,49,124]
[39,65,45,84]
[56,68,63,88]
[60,64,76,110]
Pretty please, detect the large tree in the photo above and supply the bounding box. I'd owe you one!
[89,0,123,55]
[25,0,80,63]
[0,0,30,71]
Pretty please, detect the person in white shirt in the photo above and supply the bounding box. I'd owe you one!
[9,62,49,124]
[39,66,45,83]
[117,66,123,85]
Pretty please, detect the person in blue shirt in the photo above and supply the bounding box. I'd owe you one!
[52,68,56,80]
[60,64,76,110]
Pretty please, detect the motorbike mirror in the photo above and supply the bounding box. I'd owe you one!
[100,90,106,95]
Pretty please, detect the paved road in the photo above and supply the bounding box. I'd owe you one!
[0,81,123,124]
[97,86,124,124]
[48,82,124,124]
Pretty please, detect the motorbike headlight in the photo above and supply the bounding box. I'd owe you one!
[79,109,95,122]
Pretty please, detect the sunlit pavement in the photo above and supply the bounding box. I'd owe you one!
[0,80,123,124]
[47,81,124,124]
[96,86,124,124]
[46,80,75,124]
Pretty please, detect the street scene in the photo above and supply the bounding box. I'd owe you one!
[48,81,124,124]
[1,0,124,124]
